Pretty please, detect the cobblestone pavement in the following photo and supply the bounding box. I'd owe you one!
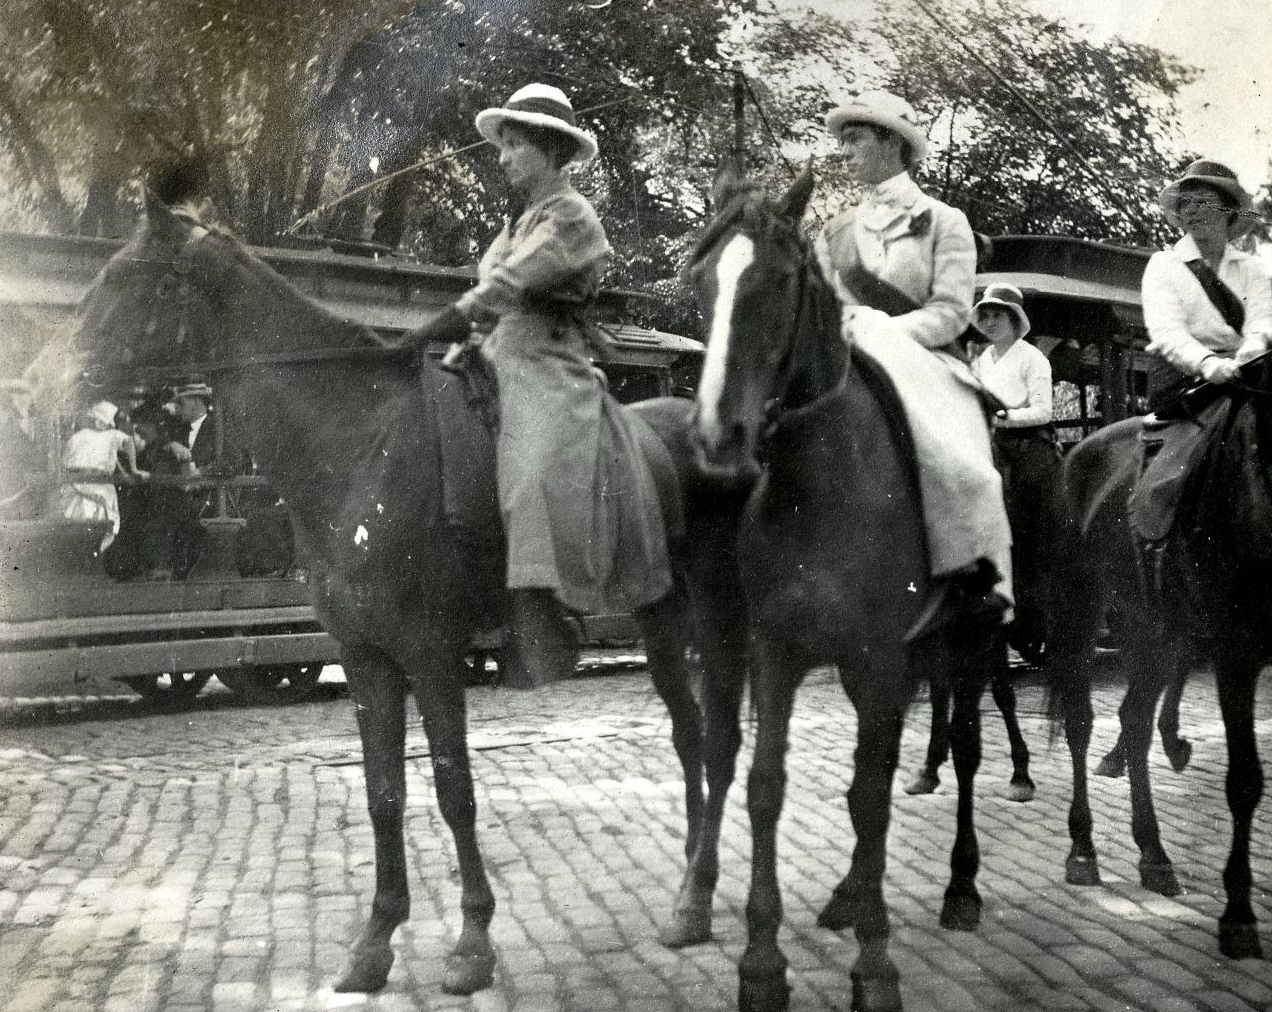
[1,660,1270,1012]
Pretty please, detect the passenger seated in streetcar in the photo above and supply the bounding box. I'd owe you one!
[58,399,147,553]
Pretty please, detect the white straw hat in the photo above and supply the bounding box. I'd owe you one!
[475,84,598,163]
[825,90,928,166]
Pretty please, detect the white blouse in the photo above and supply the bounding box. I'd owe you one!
[972,339,1052,427]
[1141,233,1272,377]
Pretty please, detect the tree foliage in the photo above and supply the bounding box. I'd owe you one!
[0,0,1209,333]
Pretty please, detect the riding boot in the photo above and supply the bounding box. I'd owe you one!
[501,589,580,690]
[905,559,1010,643]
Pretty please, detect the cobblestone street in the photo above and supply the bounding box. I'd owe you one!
[1,662,1270,1012]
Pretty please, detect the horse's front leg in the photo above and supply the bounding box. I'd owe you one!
[738,637,802,1012]
[990,637,1036,801]
[410,640,497,994]
[835,650,909,1012]
[1120,644,1178,895]
[1214,642,1264,959]
[651,580,748,949]
[335,646,411,993]
[1059,649,1100,886]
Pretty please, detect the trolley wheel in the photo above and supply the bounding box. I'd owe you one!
[216,666,284,700]
[276,663,323,697]
[122,671,212,699]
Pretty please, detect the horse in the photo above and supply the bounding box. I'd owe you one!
[1046,354,1272,959]
[71,193,752,996]
[684,165,1001,1012]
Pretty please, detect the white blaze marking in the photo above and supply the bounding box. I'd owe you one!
[354,525,369,547]
[698,233,755,439]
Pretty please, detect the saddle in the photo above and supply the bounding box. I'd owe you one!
[1128,394,1231,545]
[429,342,685,547]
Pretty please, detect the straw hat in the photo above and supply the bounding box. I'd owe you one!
[475,84,598,163]
[1159,159,1256,239]
[824,90,928,165]
[172,381,214,401]
[87,400,118,429]
[973,284,1030,339]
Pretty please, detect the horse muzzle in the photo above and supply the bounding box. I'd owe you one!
[690,402,761,481]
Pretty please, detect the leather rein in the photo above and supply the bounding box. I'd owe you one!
[132,213,404,379]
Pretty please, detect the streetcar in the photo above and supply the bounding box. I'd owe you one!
[0,231,703,699]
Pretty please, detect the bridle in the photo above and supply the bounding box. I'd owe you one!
[122,213,401,380]
[693,200,848,444]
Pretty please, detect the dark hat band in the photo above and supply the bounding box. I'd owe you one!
[505,96,576,126]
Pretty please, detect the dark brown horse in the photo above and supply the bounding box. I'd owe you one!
[72,195,751,996]
[1046,355,1272,958]
[684,166,1000,1012]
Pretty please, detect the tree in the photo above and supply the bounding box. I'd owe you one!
[729,0,1196,248]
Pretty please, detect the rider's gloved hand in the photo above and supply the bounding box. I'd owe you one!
[1199,354,1241,384]
[1236,340,1267,365]
[407,305,471,349]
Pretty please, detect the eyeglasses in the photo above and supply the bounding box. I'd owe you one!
[1175,195,1224,212]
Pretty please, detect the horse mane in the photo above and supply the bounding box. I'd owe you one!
[166,202,397,353]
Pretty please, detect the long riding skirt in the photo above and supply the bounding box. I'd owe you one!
[481,311,672,614]
[854,328,1014,598]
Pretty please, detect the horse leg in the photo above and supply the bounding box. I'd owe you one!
[1158,653,1192,773]
[940,630,989,930]
[989,633,1035,801]
[830,652,909,1012]
[738,638,801,1012]
[1094,734,1128,779]
[335,647,412,993]
[1120,644,1179,896]
[1214,643,1264,959]
[410,641,497,994]
[656,584,748,949]
[902,675,948,795]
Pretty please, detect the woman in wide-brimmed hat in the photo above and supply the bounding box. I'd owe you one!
[404,83,671,686]
[814,89,1012,638]
[970,283,1059,662]
[1142,159,1272,412]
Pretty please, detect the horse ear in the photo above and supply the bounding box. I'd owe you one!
[775,163,814,223]
[710,154,747,211]
[144,188,184,241]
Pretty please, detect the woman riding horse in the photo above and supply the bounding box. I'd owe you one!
[408,83,671,686]
[814,90,1012,636]
[1143,160,1270,413]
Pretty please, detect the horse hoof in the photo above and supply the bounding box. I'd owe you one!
[940,892,982,932]
[659,905,712,949]
[1139,861,1181,897]
[442,949,496,995]
[334,946,394,993]
[903,770,939,795]
[1065,855,1101,887]
[1093,753,1126,778]
[851,970,903,1012]
[1219,921,1263,960]
[1165,739,1193,773]
[739,973,790,1012]
[817,892,857,931]
[1007,777,1036,803]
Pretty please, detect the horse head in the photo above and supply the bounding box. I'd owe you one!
[76,193,235,382]
[686,163,830,478]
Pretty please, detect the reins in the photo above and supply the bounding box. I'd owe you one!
[133,214,404,379]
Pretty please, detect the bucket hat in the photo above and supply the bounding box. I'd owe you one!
[973,284,1030,339]
[475,84,598,163]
